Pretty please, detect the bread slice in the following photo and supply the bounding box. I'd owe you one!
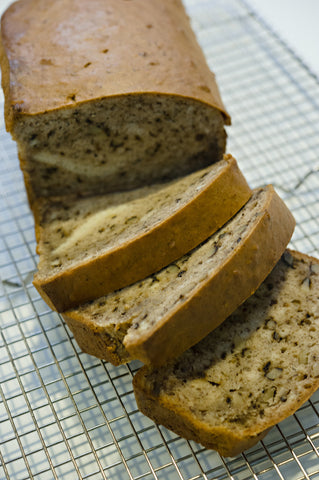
[0,0,229,205]
[133,250,319,457]
[63,185,295,366]
[33,155,251,311]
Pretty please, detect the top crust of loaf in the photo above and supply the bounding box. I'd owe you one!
[0,0,230,131]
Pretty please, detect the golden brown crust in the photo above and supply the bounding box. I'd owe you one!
[133,377,271,457]
[33,155,251,311]
[133,250,319,456]
[125,186,295,365]
[63,312,131,366]
[1,0,230,132]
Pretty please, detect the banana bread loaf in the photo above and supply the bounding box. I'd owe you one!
[133,250,319,457]
[63,186,295,366]
[33,155,251,311]
[0,0,230,204]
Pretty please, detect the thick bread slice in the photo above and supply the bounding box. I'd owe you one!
[33,155,251,311]
[63,186,295,366]
[0,0,229,204]
[133,250,319,457]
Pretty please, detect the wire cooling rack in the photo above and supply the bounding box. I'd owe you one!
[1,0,319,478]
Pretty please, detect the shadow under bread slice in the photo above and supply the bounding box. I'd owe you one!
[62,185,295,366]
[33,155,251,311]
[133,250,319,457]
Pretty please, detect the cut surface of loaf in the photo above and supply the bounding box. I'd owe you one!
[133,250,319,457]
[63,185,295,366]
[0,0,229,203]
[33,155,251,311]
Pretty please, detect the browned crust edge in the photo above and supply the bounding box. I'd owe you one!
[133,375,271,457]
[33,155,251,311]
[125,186,295,365]
[132,249,319,456]
[0,0,230,131]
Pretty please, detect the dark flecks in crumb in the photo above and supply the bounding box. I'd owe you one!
[200,172,209,180]
[272,331,283,342]
[266,283,274,291]
[125,216,138,224]
[210,243,219,258]
[263,361,271,375]
[67,93,77,102]
[151,275,159,284]
[133,323,139,329]
[241,348,249,357]
[299,316,312,326]
[195,133,205,142]
[102,49,109,53]
[236,236,242,244]
[177,270,186,278]
[226,397,231,404]
[45,167,58,175]
[280,392,290,402]
[221,352,227,360]
[208,381,220,387]
[84,62,92,68]
[110,140,124,151]
[98,228,105,233]
[270,299,278,306]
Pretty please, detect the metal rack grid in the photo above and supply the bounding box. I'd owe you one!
[1,0,319,478]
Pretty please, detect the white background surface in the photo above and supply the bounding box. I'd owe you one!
[247,0,319,78]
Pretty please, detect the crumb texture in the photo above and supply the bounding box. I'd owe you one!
[36,160,227,273]
[70,188,267,329]
[1,0,229,201]
[64,185,293,365]
[134,250,319,455]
